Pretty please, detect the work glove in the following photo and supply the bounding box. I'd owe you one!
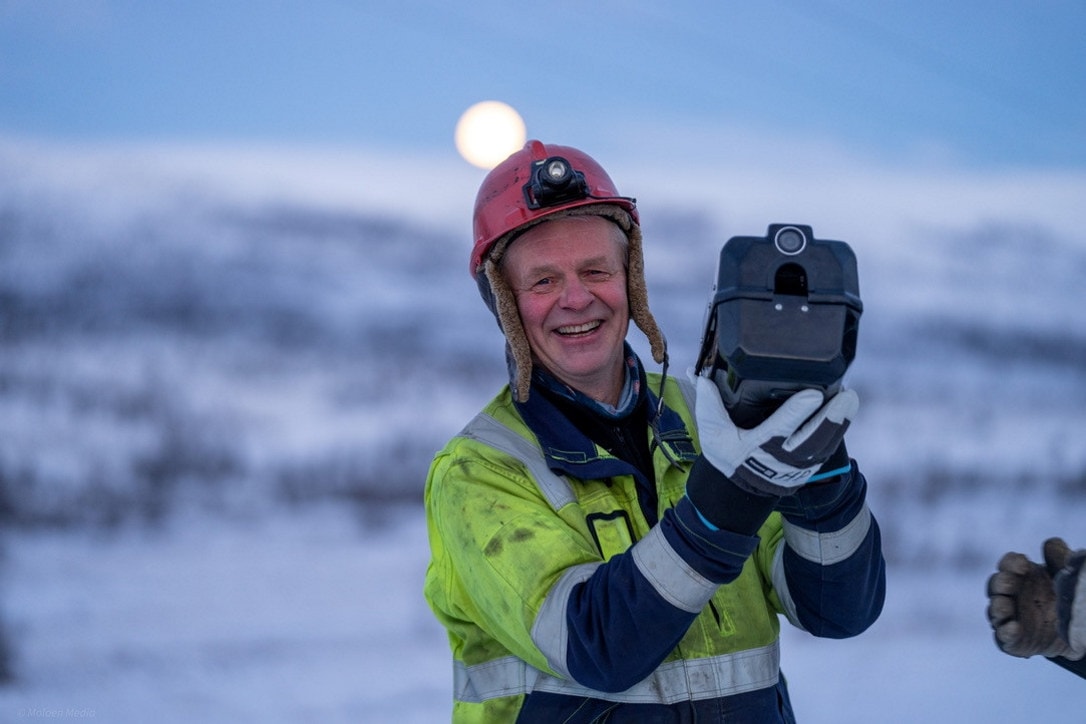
[987,538,1085,660]
[691,373,859,497]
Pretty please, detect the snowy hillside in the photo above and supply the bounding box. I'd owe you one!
[1,138,1086,720]
[2,140,1084,554]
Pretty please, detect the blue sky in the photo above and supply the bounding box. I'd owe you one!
[2,1,1084,171]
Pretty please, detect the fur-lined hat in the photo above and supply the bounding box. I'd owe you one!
[471,141,667,402]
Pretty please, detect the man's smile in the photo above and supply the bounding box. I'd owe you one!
[556,320,603,337]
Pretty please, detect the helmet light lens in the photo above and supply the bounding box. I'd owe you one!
[545,159,571,183]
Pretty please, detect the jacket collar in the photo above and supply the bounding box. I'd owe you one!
[514,349,695,483]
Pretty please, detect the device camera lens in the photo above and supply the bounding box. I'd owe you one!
[774,227,806,255]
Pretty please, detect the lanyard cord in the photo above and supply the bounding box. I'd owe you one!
[648,344,684,468]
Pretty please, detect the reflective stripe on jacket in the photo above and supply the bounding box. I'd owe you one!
[424,372,879,722]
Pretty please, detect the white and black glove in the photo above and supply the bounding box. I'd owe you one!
[692,373,858,497]
[988,538,1086,661]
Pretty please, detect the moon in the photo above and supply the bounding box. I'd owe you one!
[455,101,527,170]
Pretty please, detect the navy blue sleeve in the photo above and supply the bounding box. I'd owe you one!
[563,540,695,692]
[563,487,765,692]
[775,461,886,638]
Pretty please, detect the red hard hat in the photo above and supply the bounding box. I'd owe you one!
[469,140,638,275]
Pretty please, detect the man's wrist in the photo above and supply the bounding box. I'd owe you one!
[685,456,779,536]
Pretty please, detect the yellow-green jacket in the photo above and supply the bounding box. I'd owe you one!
[424,371,884,722]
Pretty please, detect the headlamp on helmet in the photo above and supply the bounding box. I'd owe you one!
[523,156,590,210]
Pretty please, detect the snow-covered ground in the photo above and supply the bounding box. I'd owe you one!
[1,138,1085,721]
[0,506,1082,723]
[0,506,449,723]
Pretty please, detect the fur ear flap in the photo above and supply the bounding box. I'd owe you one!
[485,257,533,402]
[624,223,667,366]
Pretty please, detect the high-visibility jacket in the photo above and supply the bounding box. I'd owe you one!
[424,371,884,722]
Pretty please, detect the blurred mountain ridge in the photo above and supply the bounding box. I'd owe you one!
[1,145,1084,569]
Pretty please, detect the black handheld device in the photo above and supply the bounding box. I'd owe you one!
[694,224,862,428]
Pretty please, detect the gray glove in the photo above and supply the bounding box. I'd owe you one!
[691,373,858,497]
[987,538,1082,659]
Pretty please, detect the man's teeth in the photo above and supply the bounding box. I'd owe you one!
[557,321,601,335]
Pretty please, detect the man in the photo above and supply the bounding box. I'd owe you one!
[424,140,886,722]
[987,537,1086,678]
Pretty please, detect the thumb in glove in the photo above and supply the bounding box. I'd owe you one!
[1043,537,1072,575]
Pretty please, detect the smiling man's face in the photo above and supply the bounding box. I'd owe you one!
[502,215,630,405]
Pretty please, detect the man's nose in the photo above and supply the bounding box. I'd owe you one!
[559,277,593,308]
